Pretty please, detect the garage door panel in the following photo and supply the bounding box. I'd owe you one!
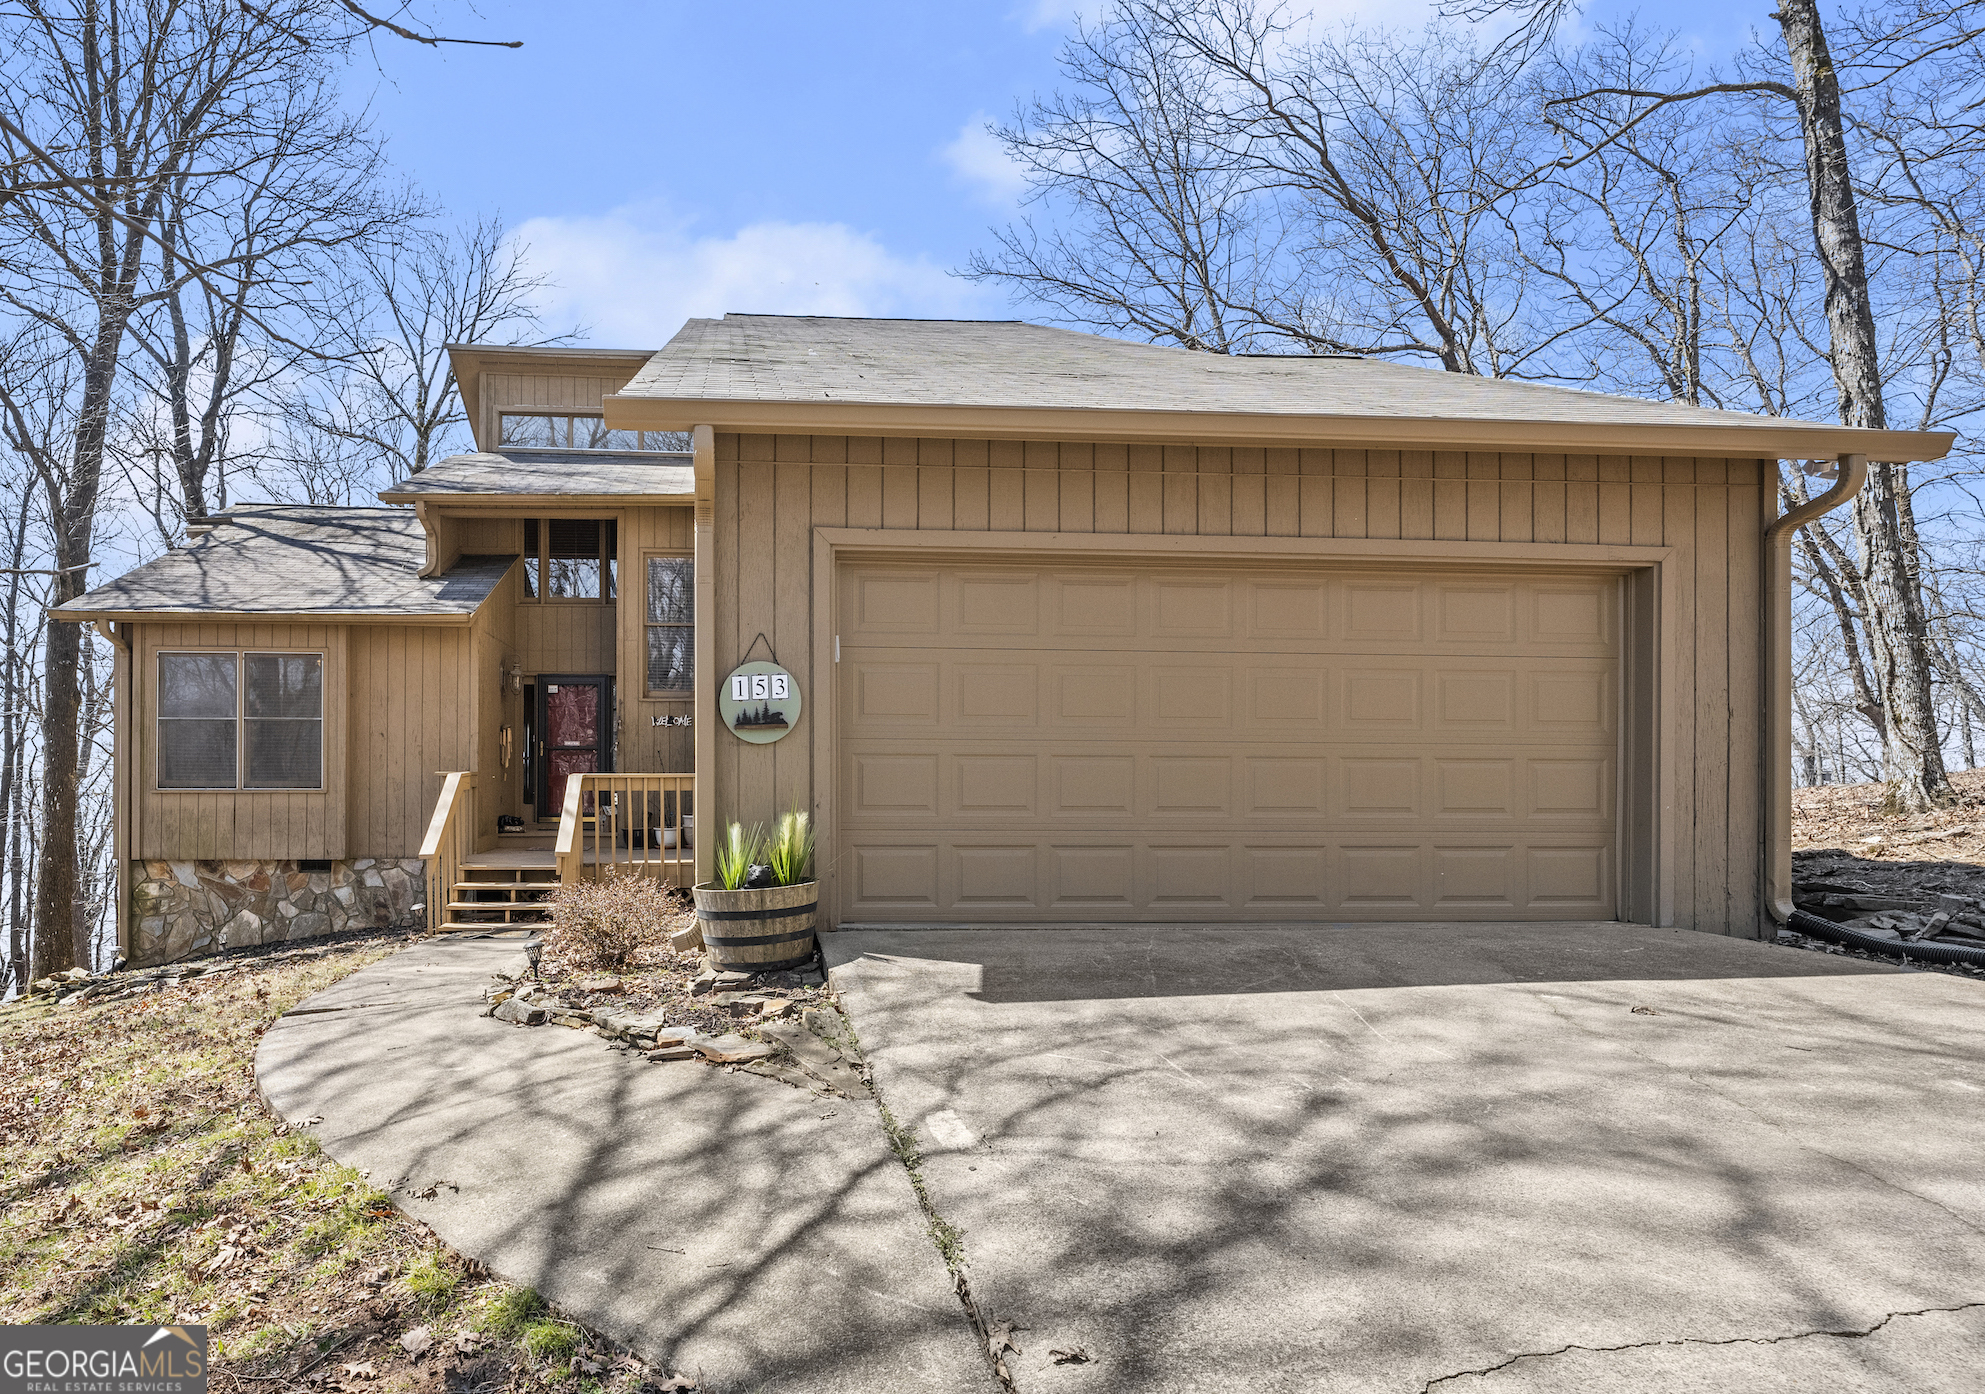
[1052,756,1135,814]
[849,845,940,910]
[1055,575,1137,635]
[1434,759,1516,817]
[954,845,1039,907]
[838,559,1619,923]
[853,571,941,634]
[1149,757,1232,816]
[1432,845,1518,909]
[854,664,939,723]
[1243,846,1329,906]
[1050,845,1135,907]
[1245,757,1327,816]
[851,753,939,817]
[1247,581,1329,639]
[1147,845,1233,906]
[954,755,1038,816]
[1153,578,1234,636]
[955,572,1040,633]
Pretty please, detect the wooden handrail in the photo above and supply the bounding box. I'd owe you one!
[420,772,475,934]
[420,771,472,858]
[556,772,694,886]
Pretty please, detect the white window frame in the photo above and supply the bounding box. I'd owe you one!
[154,649,327,792]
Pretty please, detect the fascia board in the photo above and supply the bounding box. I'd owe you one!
[602,394,1955,463]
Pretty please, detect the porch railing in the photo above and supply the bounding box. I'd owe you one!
[554,772,695,886]
[418,771,475,933]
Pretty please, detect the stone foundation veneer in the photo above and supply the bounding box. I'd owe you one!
[130,857,427,967]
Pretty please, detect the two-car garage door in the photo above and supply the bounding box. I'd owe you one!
[835,558,1619,923]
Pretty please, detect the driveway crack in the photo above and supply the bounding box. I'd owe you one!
[1419,1302,1985,1390]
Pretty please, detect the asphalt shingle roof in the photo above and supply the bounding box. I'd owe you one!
[379,450,693,501]
[612,315,1949,459]
[54,506,510,620]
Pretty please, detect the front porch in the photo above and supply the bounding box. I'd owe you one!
[421,771,696,931]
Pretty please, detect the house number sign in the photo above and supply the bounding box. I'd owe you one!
[720,659,801,744]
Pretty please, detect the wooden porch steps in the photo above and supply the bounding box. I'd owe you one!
[435,864,557,932]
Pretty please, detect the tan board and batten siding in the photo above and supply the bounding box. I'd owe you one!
[133,613,493,864]
[709,434,1765,935]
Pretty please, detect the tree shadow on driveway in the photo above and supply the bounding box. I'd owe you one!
[255,936,997,1394]
[827,923,1985,1393]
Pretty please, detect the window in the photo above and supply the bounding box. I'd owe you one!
[498,413,688,453]
[522,519,617,602]
[158,651,322,790]
[646,556,694,694]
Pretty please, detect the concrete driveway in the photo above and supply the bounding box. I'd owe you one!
[826,923,1985,1393]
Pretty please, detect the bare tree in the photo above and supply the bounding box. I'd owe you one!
[272,217,568,491]
[0,0,379,977]
[970,1,1572,374]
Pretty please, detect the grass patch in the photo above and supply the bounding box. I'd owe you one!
[0,930,690,1391]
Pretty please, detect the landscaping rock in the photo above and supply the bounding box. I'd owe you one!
[645,1044,699,1061]
[493,998,547,1026]
[577,976,625,994]
[689,1034,776,1064]
[669,923,703,954]
[802,1005,852,1044]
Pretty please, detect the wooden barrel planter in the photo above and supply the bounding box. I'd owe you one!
[692,881,817,973]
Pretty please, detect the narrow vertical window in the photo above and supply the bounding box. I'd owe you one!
[244,654,323,789]
[523,519,540,598]
[645,556,694,694]
[158,653,238,789]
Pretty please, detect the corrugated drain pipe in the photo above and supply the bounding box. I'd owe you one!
[1762,454,1868,926]
[1786,908,1985,967]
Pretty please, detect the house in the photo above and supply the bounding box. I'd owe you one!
[56,317,1952,967]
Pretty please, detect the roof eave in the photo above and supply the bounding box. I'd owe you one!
[375,488,696,506]
[48,607,480,626]
[602,395,1955,463]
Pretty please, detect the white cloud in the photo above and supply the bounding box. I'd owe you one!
[941,114,1031,206]
[510,205,992,347]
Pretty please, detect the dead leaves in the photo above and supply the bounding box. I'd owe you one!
[1049,1345,1094,1365]
[986,1318,1023,1381]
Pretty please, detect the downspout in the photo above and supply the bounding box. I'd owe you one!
[691,424,716,889]
[1762,453,1868,925]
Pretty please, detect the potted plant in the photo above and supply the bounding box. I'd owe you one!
[692,808,817,974]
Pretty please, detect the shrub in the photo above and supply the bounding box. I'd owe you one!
[544,873,672,968]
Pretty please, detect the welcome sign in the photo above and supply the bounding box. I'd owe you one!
[719,660,801,744]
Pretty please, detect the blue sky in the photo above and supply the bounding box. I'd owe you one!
[353,0,1773,347]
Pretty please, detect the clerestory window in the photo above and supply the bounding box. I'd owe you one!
[498,413,688,453]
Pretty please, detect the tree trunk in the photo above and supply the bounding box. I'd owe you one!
[1776,0,1952,810]
[31,314,124,979]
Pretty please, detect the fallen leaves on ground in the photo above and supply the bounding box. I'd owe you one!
[0,927,686,1394]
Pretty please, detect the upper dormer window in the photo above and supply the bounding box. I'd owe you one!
[499,413,688,453]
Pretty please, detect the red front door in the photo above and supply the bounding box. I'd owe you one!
[537,675,612,815]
